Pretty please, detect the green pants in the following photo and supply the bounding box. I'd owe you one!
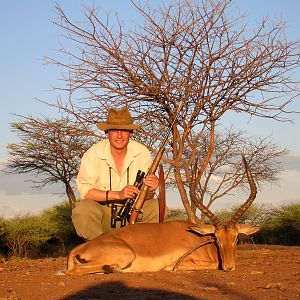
[72,198,160,240]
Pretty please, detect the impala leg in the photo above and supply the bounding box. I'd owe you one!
[65,247,136,275]
[65,260,124,275]
[65,237,136,275]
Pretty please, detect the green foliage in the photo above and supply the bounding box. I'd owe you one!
[41,201,74,237]
[215,204,273,226]
[267,203,300,230]
[0,216,8,237]
[40,201,82,254]
[166,208,188,221]
[212,204,272,244]
[0,217,9,256]
[261,203,300,245]
[4,214,52,257]
[214,203,300,245]
[2,201,82,258]
[2,202,299,259]
[2,203,189,257]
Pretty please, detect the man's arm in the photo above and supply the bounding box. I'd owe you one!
[84,185,140,202]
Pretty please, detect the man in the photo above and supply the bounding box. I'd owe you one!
[72,107,160,240]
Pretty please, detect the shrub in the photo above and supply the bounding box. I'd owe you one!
[166,208,188,221]
[0,217,8,236]
[262,203,300,245]
[0,217,9,256]
[40,201,82,255]
[214,204,274,244]
[215,203,273,226]
[4,214,52,258]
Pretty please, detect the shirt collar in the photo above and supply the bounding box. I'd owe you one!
[97,139,143,169]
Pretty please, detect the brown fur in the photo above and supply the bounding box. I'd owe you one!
[65,220,260,275]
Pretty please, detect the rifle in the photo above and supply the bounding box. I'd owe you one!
[116,170,145,226]
[129,100,184,224]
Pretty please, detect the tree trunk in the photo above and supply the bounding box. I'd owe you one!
[65,182,77,208]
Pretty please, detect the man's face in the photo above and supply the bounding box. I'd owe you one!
[107,129,132,151]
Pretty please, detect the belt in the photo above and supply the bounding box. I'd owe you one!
[100,200,126,207]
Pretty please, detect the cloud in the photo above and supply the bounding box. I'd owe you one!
[171,167,300,212]
[0,170,64,196]
[0,192,65,219]
[0,172,60,196]
[0,205,30,219]
[0,162,71,219]
[282,152,300,172]
[0,153,298,218]
[0,159,8,171]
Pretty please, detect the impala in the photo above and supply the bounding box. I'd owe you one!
[66,157,260,275]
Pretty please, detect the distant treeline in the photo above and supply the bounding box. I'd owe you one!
[0,202,299,258]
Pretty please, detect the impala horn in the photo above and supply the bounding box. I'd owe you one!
[190,174,222,228]
[228,155,257,227]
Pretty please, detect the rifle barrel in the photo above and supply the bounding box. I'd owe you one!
[129,100,184,224]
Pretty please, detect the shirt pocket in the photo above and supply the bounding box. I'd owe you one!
[95,175,110,191]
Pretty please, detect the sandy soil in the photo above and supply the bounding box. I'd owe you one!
[0,245,299,300]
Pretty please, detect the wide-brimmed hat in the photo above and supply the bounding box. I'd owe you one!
[96,107,141,131]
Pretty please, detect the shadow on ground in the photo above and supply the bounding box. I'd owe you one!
[61,280,198,299]
[61,279,257,300]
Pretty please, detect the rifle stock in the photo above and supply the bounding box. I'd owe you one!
[129,147,165,224]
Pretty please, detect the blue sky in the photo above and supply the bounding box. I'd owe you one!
[0,0,299,218]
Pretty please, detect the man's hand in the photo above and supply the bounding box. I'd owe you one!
[119,185,140,199]
[143,174,159,191]
[118,174,158,200]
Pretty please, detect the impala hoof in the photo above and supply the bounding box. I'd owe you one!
[103,264,122,274]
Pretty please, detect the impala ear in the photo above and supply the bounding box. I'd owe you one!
[189,225,215,235]
[236,224,261,235]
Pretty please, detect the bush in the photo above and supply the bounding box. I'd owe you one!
[261,203,300,245]
[4,214,52,258]
[1,201,82,258]
[211,204,272,244]
[40,201,82,255]
[214,203,273,226]
[166,208,188,221]
[0,217,9,256]
[2,201,299,259]
[0,216,8,236]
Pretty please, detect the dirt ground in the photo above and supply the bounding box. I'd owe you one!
[0,245,299,300]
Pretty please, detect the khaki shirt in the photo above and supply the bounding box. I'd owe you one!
[76,139,152,199]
